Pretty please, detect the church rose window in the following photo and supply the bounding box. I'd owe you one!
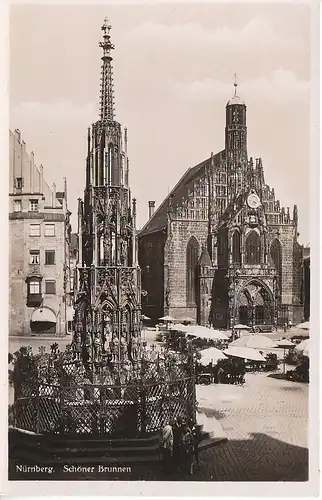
[232,231,241,264]
[245,231,261,264]
[186,236,199,305]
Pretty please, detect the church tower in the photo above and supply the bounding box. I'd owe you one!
[74,20,141,367]
[225,76,248,198]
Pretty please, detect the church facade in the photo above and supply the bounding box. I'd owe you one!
[138,84,304,329]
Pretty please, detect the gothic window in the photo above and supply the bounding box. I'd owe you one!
[232,231,241,264]
[245,231,261,264]
[108,144,113,184]
[186,236,199,305]
[270,239,282,292]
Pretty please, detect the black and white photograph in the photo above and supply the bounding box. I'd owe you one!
[6,1,319,495]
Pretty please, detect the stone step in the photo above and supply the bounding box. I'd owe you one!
[196,410,228,442]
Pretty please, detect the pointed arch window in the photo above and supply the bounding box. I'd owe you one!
[108,143,113,185]
[270,239,282,292]
[232,231,241,264]
[245,231,261,264]
[186,237,199,305]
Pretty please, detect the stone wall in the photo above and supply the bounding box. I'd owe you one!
[9,216,67,335]
[267,224,303,315]
[164,218,208,320]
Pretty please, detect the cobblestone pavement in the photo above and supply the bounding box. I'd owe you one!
[193,371,308,481]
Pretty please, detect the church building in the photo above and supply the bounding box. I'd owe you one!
[138,82,304,329]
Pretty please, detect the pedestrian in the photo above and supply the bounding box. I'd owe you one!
[180,422,194,475]
[160,422,173,476]
[172,416,184,472]
[189,419,202,469]
[217,362,224,384]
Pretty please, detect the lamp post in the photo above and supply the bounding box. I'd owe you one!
[229,266,241,338]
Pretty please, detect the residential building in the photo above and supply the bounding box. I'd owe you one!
[9,128,73,336]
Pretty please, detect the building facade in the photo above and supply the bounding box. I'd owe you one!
[9,128,72,336]
[139,84,304,328]
[73,20,141,361]
[303,247,310,322]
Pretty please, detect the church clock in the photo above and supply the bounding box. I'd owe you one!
[247,193,261,209]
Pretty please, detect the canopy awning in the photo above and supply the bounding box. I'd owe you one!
[31,307,56,324]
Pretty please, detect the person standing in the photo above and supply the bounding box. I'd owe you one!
[180,422,195,475]
[160,423,173,475]
[172,417,184,472]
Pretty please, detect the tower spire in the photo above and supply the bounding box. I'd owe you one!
[99,18,115,122]
[233,73,238,97]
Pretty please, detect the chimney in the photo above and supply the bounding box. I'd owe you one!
[52,183,56,208]
[148,200,155,219]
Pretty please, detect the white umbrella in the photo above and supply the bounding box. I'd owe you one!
[295,339,310,357]
[233,324,251,330]
[223,346,266,362]
[295,321,310,330]
[199,347,227,366]
[183,325,229,341]
[230,335,277,349]
[159,315,176,322]
[276,339,296,348]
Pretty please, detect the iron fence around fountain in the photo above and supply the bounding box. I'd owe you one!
[11,347,196,438]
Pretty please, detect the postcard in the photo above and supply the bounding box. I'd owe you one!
[4,1,319,497]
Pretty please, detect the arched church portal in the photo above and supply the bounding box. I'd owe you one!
[236,281,274,327]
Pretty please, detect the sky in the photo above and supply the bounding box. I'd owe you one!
[10,3,311,244]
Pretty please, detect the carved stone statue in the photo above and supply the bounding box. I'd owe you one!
[120,334,127,361]
[93,330,102,362]
[113,333,120,361]
[74,329,82,361]
[85,329,93,362]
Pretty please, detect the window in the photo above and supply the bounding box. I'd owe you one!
[29,280,40,294]
[29,199,39,212]
[232,231,241,264]
[29,250,40,264]
[245,231,261,265]
[45,250,55,265]
[15,177,23,189]
[44,224,55,237]
[29,224,40,237]
[14,200,22,212]
[26,277,42,307]
[45,280,56,294]
[186,236,199,305]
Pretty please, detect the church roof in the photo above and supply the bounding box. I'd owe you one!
[198,247,212,266]
[139,150,225,237]
[218,192,248,228]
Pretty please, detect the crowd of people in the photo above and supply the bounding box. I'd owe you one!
[159,417,202,477]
